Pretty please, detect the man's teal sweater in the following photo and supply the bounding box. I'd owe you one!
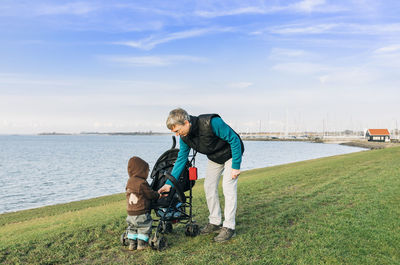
[166,117,242,187]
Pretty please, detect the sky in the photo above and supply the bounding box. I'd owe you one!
[1,0,400,134]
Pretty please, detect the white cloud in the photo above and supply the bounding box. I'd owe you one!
[272,61,382,86]
[0,73,187,95]
[269,48,308,58]
[36,2,99,16]
[103,55,207,67]
[291,0,326,12]
[114,27,233,50]
[227,82,253,89]
[0,2,98,17]
[318,69,379,85]
[194,0,346,18]
[249,31,263,36]
[195,6,282,18]
[374,44,400,53]
[0,73,73,87]
[269,22,400,36]
[348,23,400,35]
[290,0,347,13]
[270,23,339,34]
[272,62,328,74]
[113,4,187,19]
[370,51,400,69]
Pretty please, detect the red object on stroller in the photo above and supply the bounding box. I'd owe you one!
[189,167,198,180]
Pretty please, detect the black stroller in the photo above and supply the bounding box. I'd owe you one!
[121,136,199,250]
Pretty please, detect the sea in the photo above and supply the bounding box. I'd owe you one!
[0,135,367,214]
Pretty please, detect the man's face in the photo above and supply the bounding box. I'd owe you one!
[171,120,190,137]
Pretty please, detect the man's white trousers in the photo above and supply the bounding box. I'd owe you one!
[204,158,237,230]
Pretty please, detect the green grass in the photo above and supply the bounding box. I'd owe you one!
[1,147,400,264]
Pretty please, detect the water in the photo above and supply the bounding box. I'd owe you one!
[0,135,366,214]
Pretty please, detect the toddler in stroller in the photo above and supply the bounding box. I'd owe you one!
[121,137,199,251]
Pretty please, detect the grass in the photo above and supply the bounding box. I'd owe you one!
[1,147,400,264]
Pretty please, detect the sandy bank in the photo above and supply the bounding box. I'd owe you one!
[242,137,400,150]
[339,140,399,150]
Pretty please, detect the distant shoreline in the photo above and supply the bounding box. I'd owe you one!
[242,136,399,150]
[9,133,399,150]
[37,132,170,136]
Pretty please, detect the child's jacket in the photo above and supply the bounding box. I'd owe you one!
[126,156,159,215]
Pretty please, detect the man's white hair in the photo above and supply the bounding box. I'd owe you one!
[166,108,189,130]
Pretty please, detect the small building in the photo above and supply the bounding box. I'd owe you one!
[366,129,390,142]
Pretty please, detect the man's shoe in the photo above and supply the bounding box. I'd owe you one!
[214,227,236,242]
[200,223,222,235]
[137,239,149,250]
[128,240,137,251]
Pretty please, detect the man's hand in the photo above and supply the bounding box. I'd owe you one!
[231,169,240,179]
[158,184,172,197]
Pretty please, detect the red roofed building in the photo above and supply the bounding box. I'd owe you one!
[366,129,390,142]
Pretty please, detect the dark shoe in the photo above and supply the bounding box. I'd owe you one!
[128,239,137,251]
[200,223,222,235]
[137,239,149,250]
[214,227,236,242]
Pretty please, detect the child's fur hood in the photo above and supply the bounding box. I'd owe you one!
[127,156,149,179]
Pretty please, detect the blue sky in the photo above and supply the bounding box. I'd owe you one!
[1,0,400,134]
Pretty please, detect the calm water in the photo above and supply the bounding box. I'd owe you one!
[0,135,366,214]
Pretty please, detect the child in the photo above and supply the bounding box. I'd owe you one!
[125,156,160,250]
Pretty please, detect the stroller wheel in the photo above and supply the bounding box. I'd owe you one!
[157,236,167,251]
[150,234,167,251]
[149,233,157,249]
[185,223,199,237]
[120,231,129,246]
[162,222,173,234]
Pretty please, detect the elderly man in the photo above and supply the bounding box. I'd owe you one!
[158,108,244,242]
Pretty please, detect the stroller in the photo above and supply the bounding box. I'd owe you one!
[120,136,199,251]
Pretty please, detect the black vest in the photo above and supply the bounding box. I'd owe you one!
[181,114,244,164]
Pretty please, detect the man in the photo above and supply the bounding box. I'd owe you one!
[158,108,244,242]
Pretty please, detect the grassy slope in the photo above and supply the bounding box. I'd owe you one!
[1,147,399,265]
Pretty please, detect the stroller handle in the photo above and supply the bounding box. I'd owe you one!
[171,136,176,149]
[164,171,186,202]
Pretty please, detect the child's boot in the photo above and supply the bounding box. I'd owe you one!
[128,239,137,251]
[137,239,149,250]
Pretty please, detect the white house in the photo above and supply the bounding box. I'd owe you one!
[366,129,390,142]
